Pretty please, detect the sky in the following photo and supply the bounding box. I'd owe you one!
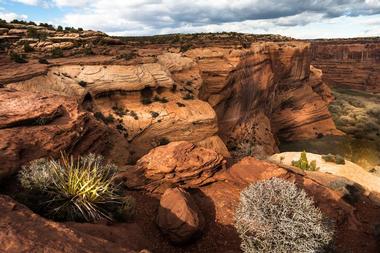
[1,0,380,39]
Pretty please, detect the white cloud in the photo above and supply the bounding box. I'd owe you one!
[12,0,40,6]
[0,11,28,21]
[52,0,91,7]
[3,0,380,38]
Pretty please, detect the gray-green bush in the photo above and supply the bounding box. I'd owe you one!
[235,178,334,253]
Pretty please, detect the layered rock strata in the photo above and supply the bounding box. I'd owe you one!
[0,88,129,179]
[311,39,380,93]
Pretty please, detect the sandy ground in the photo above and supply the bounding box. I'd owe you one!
[270,152,380,194]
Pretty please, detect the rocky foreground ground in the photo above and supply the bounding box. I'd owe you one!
[0,21,379,253]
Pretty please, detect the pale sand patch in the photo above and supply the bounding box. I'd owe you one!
[270,152,380,194]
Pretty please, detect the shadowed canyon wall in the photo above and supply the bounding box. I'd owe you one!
[204,42,341,155]
[311,38,380,93]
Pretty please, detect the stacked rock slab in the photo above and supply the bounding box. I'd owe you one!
[120,141,225,193]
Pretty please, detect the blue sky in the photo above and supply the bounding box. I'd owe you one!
[1,0,380,38]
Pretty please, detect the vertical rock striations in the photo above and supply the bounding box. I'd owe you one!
[210,42,341,154]
[311,39,380,93]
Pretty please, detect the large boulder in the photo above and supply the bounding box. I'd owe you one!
[156,187,204,244]
[120,141,225,193]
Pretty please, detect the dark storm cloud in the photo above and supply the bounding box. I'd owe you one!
[157,0,380,26]
[57,0,380,35]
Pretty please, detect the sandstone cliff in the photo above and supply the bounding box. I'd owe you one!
[208,42,341,155]
[0,88,130,179]
[311,38,380,93]
[2,40,340,160]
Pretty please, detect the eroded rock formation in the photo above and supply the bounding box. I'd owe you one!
[119,141,225,193]
[311,39,380,93]
[211,42,341,154]
[3,40,341,159]
[0,88,129,179]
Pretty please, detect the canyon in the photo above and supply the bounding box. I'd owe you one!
[311,38,380,93]
[0,21,379,253]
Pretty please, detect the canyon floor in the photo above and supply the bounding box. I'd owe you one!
[0,21,380,253]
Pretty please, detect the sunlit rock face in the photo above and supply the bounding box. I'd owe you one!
[311,39,380,93]
[0,88,129,179]
[4,41,340,159]
[5,58,221,160]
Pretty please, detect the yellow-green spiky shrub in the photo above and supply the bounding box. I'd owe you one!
[19,154,133,222]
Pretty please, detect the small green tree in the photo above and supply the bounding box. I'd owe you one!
[51,48,63,58]
[292,151,318,171]
[23,43,34,52]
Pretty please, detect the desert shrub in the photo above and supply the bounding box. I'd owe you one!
[112,106,127,117]
[335,155,346,165]
[322,154,346,165]
[160,97,168,103]
[141,97,152,105]
[159,137,170,146]
[150,111,159,118]
[114,195,136,221]
[0,41,10,51]
[176,102,186,107]
[19,158,55,191]
[129,110,139,120]
[57,25,63,32]
[310,160,318,170]
[19,154,134,222]
[116,123,127,132]
[236,141,255,157]
[34,117,50,125]
[84,47,94,55]
[291,151,318,171]
[235,178,334,253]
[27,27,48,40]
[152,94,169,103]
[183,93,194,100]
[64,26,77,33]
[10,52,28,63]
[51,48,64,58]
[38,58,49,64]
[94,111,106,121]
[78,80,87,87]
[348,99,365,108]
[94,112,114,124]
[368,108,380,118]
[23,43,34,52]
[180,44,191,52]
[39,22,55,30]
[105,114,115,124]
[121,52,136,61]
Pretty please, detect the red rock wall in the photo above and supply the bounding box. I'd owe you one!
[0,88,130,179]
[311,39,380,93]
[211,42,341,154]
